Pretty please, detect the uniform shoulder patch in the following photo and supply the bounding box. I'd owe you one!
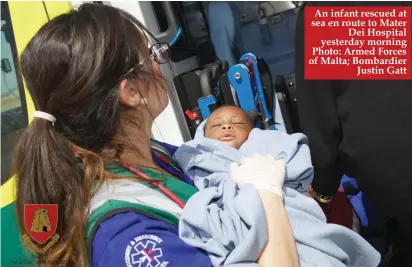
[124,234,169,267]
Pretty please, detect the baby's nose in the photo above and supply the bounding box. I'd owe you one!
[222,123,232,130]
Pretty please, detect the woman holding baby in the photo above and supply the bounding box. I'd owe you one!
[13,4,298,267]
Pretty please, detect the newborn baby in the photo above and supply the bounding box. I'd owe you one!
[204,106,254,149]
[175,105,381,267]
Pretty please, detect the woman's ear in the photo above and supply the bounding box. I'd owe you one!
[119,79,142,107]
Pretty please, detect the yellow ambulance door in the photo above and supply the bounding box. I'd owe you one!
[1,2,71,266]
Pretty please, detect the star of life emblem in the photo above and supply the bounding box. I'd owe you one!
[125,234,169,267]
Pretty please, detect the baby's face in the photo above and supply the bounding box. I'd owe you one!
[205,106,253,149]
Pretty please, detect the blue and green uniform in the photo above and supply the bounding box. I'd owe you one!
[1,140,212,267]
[87,140,212,267]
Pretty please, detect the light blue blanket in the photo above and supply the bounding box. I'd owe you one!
[176,122,380,267]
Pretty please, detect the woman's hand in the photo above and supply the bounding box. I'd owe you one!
[230,154,286,198]
[230,155,299,267]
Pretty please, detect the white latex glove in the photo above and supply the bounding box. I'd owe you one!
[230,155,286,198]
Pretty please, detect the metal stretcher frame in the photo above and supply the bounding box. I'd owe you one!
[197,53,276,130]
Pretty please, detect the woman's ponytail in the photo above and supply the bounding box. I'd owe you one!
[14,118,97,266]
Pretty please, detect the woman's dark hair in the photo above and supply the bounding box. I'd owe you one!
[13,3,164,266]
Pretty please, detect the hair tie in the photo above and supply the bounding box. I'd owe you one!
[33,111,56,123]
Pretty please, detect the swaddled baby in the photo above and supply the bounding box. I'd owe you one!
[205,106,287,197]
[175,105,381,267]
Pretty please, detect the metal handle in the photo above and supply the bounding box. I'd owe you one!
[154,2,179,43]
[199,65,214,96]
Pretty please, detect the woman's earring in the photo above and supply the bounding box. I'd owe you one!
[141,97,148,105]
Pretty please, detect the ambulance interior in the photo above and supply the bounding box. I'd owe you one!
[113,1,304,146]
